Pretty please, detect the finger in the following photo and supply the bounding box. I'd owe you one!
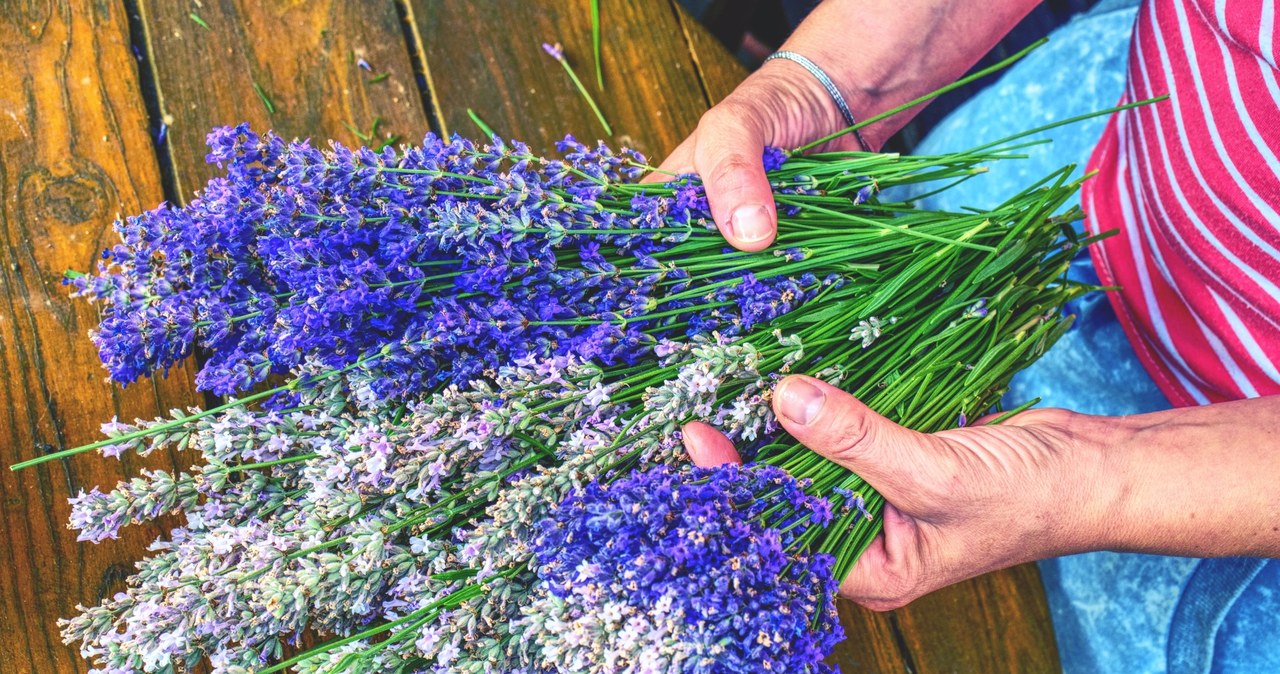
[837,504,930,611]
[691,107,776,252]
[644,134,698,184]
[681,421,742,467]
[771,375,934,499]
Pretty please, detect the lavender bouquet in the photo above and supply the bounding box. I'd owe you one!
[16,98,1117,672]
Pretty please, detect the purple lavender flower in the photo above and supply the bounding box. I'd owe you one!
[522,463,844,673]
[762,146,789,171]
[70,126,820,400]
[855,183,874,204]
[68,470,198,542]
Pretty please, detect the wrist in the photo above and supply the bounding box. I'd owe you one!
[770,37,897,152]
[1068,398,1280,558]
[1058,411,1144,554]
[773,0,946,150]
[755,57,861,150]
[775,0,1043,150]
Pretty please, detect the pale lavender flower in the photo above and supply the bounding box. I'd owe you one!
[849,315,898,349]
[541,42,564,61]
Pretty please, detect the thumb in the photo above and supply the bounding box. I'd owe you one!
[692,109,777,252]
[771,375,934,502]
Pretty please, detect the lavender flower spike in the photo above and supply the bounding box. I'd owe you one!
[519,463,844,674]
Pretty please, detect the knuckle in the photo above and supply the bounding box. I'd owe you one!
[825,409,876,462]
[706,156,760,191]
[694,115,734,146]
[843,577,917,612]
[700,98,757,127]
[695,100,768,150]
[862,597,909,613]
[840,545,932,611]
[881,573,921,607]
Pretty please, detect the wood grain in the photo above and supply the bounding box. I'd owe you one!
[136,0,432,201]
[0,3,203,672]
[408,0,716,161]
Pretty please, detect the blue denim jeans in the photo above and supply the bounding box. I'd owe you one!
[910,2,1279,671]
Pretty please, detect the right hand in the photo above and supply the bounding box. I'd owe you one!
[646,58,868,251]
[683,375,1112,610]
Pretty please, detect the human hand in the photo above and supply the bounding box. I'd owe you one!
[682,375,1112,610]
[645,58,865,252]
[646,0,1052,253]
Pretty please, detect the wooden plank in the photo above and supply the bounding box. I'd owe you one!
[137,0,432,200]
[834,563,1061,672]
[408,0,714,161]
[0,3,204,672]
[895,563,1061,672]
[830,599,911,672]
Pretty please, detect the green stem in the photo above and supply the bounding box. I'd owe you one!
[549,44,613,136]
[591,0,603,89]
[467,108,496,138]
[227,453,320,473]
[794,38,1049,154]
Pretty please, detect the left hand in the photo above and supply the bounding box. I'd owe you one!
[640,56,861,252]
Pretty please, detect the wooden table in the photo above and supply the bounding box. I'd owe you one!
[0,2,1060,672]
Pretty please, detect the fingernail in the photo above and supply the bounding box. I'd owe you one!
[729,204,772,243]
[778,377,825,426]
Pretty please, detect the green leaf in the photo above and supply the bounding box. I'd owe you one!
[793,300,854,324]
[972,239,1029,285]
[252,82,276,114]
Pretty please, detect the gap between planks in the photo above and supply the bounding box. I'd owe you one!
[395,0,448,139]
[667,0,716,111]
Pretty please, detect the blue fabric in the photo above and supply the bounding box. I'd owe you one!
[1167,558,1270,674]
[908,2,1278,672]
[1208,561,1280,673]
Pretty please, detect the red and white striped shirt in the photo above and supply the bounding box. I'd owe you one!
[1084,0,1280,406]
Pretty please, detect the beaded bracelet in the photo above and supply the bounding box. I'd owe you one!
[764,50,870,151]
